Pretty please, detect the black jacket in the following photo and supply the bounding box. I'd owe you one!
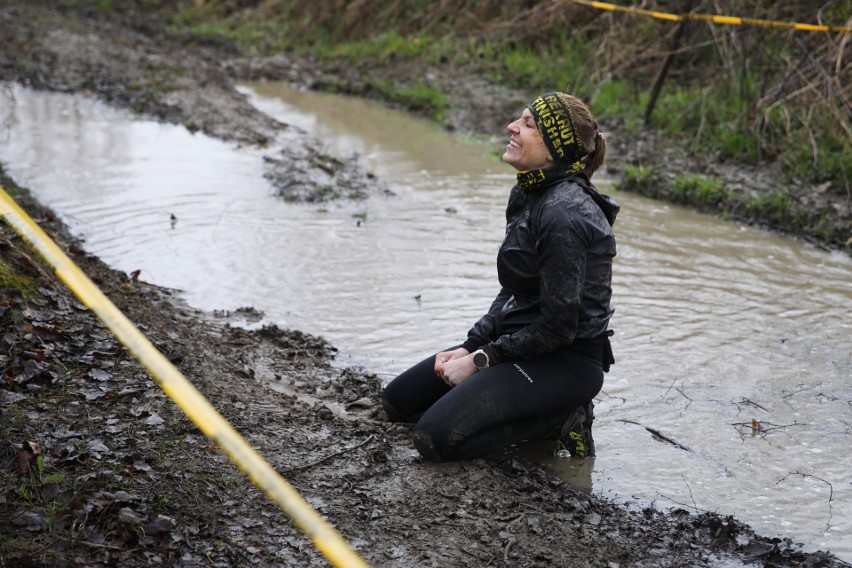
[461,171,619,365]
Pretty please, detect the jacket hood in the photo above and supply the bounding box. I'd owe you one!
[576,176,620,226]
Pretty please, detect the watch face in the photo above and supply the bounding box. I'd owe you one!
[474,352,488,368]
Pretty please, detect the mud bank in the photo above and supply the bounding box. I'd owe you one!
[1,2,850,567]
[0,2,379,203]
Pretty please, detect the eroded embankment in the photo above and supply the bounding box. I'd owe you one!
[0,1,381,203]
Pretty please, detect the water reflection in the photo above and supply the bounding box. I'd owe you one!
[1,83,850,561]
[514,439,595,494]
[240,83,498,179]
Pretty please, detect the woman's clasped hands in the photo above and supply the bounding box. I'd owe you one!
[434,347,476,387]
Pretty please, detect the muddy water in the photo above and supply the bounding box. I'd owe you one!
[2,83,850,560]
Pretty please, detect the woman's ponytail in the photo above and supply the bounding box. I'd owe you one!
[560,93,606,179]
[583,131,606,179]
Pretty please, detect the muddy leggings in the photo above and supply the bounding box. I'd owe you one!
[381,345,604,462]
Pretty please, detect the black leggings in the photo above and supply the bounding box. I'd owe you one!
[381,346,604,461]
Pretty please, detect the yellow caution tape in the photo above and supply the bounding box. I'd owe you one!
[563,0,852,34]
[0,186,370,568]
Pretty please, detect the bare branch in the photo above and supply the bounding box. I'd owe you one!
[732,398,769,413]
[617,419,693,452]
[283,434,375,474]
[732,420,804,438]
[782,382,823,399]
[777,471,835,530]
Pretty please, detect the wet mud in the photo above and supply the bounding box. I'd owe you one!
[1,2,850,566]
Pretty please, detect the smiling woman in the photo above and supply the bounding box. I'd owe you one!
[504,93,606,179]
[503,107,552,171]
[381,91,619,462]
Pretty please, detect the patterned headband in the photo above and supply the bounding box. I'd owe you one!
[527,92,587,167]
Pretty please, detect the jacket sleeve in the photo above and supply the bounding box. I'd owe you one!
[485,198,591,363]
[461,287,512,352]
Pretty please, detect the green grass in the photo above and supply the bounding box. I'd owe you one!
[617,164,666,198]
[183,22,231,40]
[60,0,112,8]
[0,257,40,297]
[647,82,761,161]
[395,81,450,121]
[672,173,729,207]
[314,31,432,61]
[357,78,449,121]
[481,30,597,98]
[745,191,792,220]
[592,81,642,132]
[784,121,851,187]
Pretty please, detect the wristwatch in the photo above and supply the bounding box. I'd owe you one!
[472,349,490,371]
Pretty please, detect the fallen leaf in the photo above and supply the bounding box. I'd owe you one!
[88,369,112,382]
[87,439,110,460]
[145,515,176,535]
[144,413,164,426]
[11,511,48,532]
[118,507,144,524]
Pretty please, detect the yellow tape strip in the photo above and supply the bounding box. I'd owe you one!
[0,187,370,568]
[565,0,852,34]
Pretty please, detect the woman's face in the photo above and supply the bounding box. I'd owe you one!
[502,108,553,171]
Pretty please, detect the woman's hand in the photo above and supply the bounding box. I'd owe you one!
[434,347,468,374]
[435,348,476,387]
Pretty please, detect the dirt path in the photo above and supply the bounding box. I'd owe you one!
[1,2,850,567]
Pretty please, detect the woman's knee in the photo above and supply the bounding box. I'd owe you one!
[411,429,445,462]
[381,389,417,423]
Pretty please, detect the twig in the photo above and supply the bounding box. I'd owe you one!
[597,390,626,406]
[795,36,852,120]
[782,382,822,399]
[617,419,692,452]
[283,435,374,474]
[731,418,804,440]
[691,107,707,155]
[732,397,768,412]
[835,17,851,105]
[682,475,700,513]
[373,371,398,380]
[732,420,804,435]
[789,61,852,141]
[777,471,834,530]
[503,538,514,563]
[674,386,693,410]
[459,547,488,563]
[69,540,127,551]
[815,392,838,402]
[663,377,679,398]
[654,489,712,515]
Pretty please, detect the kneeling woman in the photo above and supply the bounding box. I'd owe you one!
[382,92,618,462]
